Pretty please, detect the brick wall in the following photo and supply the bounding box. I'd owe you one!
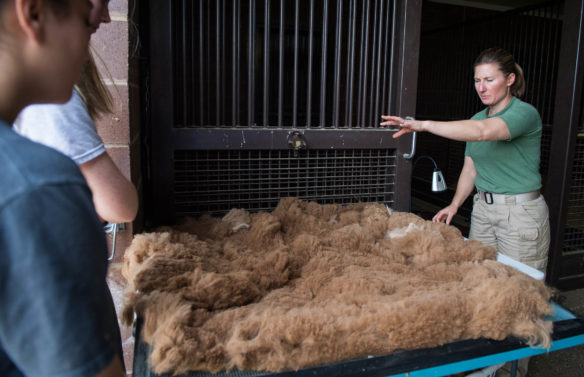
[92,0,141,263]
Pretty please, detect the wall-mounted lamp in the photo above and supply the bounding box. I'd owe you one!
[414,155,446,192]
[410,155,446,212]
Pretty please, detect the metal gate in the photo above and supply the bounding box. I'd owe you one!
[145,0,422,225]
[546,0,584,290]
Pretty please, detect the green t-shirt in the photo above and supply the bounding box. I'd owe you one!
[464,97,542,194]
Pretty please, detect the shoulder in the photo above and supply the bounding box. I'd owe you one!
[69,88,91,112]
[508,98,542,130]
[0,123,87,208]
[15,89,91,128]
[13,89,103,164]
[510,97,537,112]
[471,108,488,120]
[499,98,541,138]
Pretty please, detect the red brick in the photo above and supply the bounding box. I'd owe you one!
[106,146,131,180]
[92,20,128,82]
[96,85,130,144]
[108,0,128,14]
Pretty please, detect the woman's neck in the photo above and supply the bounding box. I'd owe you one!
[0,58,29,124]
[488,95,513,116]
[0,95,21,125]
[0,94,25,125]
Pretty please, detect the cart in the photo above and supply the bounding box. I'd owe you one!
[131,254,584,377]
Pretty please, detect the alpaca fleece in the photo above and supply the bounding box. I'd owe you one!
[122,198,553,375]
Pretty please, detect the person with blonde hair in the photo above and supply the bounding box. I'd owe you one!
[14,0,138,224]
[382,47,549,377]
[0,0,125,375]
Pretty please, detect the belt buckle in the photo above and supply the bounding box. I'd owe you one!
[484,192,494,205]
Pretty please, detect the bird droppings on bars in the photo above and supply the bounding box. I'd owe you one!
[121,197,553,375]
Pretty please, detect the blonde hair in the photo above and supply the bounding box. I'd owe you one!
[474,48,526,98]
[75,49,113,120]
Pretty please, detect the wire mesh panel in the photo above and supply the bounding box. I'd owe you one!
[564,117,584,230]
[564,136,584,245]
[540,124,553,187]
[174,149,396,217]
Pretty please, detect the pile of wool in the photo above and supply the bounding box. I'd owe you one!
[121,197,553,375]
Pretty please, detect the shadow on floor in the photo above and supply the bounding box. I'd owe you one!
[528,288,584,377]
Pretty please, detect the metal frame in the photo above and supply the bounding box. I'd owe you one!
[131,303,584,377]
[149,0,175,225]
[546,0,584,289]
[146,0,422,225]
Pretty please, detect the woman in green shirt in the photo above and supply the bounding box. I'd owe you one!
[381,48,550,275]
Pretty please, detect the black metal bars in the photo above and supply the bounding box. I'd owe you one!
[173,0,399,129]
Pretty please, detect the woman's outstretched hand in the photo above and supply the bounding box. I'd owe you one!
[380,115,423,138]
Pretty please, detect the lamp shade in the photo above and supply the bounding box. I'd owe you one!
[432,169,447,192]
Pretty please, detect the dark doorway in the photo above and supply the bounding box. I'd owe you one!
[413,0,584,289]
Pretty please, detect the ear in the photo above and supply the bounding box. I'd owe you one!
[14,0,45,43]
[506,72,516,87]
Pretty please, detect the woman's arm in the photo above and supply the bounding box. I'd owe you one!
[432,156,477,224]
[80,152,139,223]
[380,115,510,142]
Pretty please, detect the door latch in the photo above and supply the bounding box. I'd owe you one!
[287,131,307,157]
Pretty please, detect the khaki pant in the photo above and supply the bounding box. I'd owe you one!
[469,193,550,273]
[469,193,550,377]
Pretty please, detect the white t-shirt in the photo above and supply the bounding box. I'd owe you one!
[14,89,105,165]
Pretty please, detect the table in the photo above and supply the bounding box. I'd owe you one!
[131,302,584,377]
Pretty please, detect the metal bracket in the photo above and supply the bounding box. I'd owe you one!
[287,131,307,157]
[104,222,126,261]
[402,117,417,159]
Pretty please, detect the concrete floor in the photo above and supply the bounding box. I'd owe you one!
[528,288,584,377]
[107,264,584,377]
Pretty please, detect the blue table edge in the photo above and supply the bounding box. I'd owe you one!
[132,303,584,377]
[384,302,583,377]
